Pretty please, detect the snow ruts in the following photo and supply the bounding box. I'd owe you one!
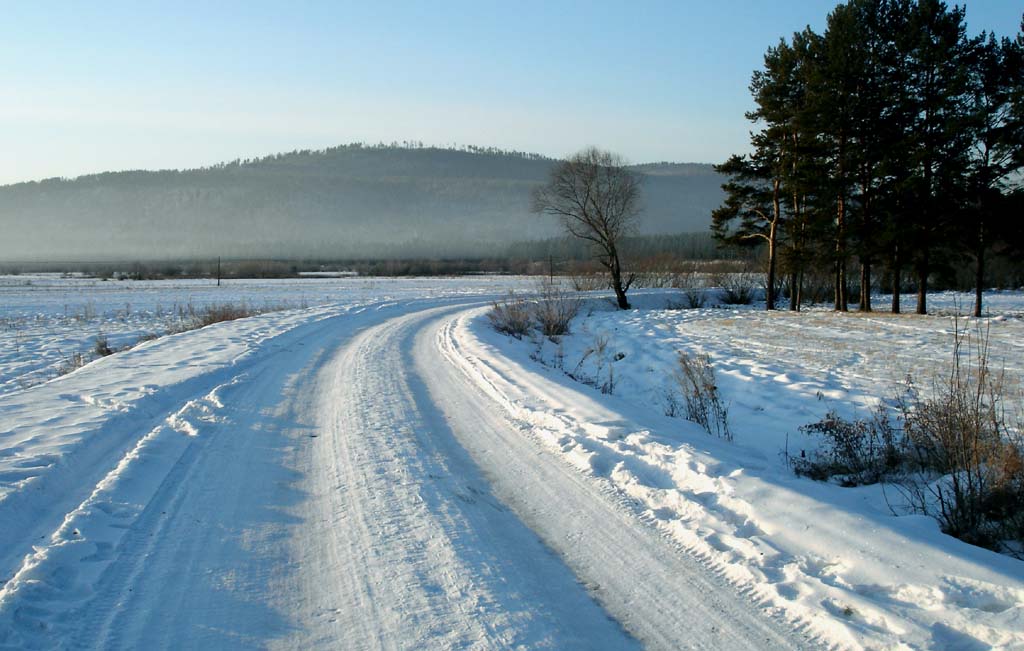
[0,298,811,649]
[433,307,814,650]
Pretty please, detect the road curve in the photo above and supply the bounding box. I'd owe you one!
[0,299,811,650]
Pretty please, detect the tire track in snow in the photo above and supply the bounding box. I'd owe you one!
[431,308,815,650]
[0,306,361,591]
[278,304,640,649]
[0,375,245,647]
[0,305,390,648]
[0,299,639,649]
[1,295,818,649]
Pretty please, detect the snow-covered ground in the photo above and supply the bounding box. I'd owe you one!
[522,290,1024,468]
[480,288,1024,649]
[0,277,1022,650]
[0,274,532,394]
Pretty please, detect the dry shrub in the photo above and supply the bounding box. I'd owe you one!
[571,273,608,292]
[488,293,532,339]
[675,265,709,309]
[197,302,256,327]
[682,288,708,309]
[567,333,617,394]
[897,322,1024,552]
[794,320,1024,555]
[714,272,759,305]
[56,351,87,376]
[162,300,293,336]
[793,403,903,486]
[489,285,580,340]
[674,351,731,441]
[534,281,580,337]
[93,335,115,357]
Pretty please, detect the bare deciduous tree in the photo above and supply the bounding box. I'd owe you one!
[531,148,642,309]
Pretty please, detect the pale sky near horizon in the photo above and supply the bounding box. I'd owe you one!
[2,1,1021,185]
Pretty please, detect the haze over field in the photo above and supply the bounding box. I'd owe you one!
[0,145,724,261]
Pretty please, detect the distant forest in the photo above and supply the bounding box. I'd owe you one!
[0,233,735,280]
[0,143,725,262]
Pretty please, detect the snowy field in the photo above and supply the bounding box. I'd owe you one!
[0,276,1022,649]
[522,290,1024,467]
[0,274,533,394]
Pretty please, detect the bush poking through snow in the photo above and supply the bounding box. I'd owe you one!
[794,321,1024,555]
[534,281,581,338]
[715,272,758,305]
[488,293,532,339]
[47,301,293,383]
[566,334,617,394]
[195,302,258,327]
[682,287,708,309]
[488,285,580,340]
[93,335,115,357]
[56,351,87,376]
[667,286,709,311]
[792,403,903,486]
[674,351,732,441]
[676,266,709,309]
[896,322,1024,553]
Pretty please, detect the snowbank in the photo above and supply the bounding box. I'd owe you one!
[448,289,1024,650]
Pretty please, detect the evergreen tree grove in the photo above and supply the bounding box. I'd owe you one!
[713,0,1024,315]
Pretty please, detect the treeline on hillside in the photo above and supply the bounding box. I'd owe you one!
[714,0,1024,315]
[0,233,731,279]
[205,141,553,168]
[0,144,724,261]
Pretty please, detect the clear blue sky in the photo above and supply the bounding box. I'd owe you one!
[2,1,1021,184]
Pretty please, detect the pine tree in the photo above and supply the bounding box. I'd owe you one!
[900,0,976,314]
[715,37,819,311]
[712,150,782,310]
[964,31,1023,315]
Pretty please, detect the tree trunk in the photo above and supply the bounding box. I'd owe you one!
[795,268,803,312]
[610,254,630,310]
[891,246,901,314]
[916,252,928,315]
[766,218,778,311]
[859,260,872,312]
[789,271,798,311]
[789,186,802,313]
[834,193,849,312]
[918,123,933,317]
[834,129,849,313]
[766,180,781,311]
[857,175,874,313]
[974,222,985,318]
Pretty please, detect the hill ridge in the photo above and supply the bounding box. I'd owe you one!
[0,144,724,260]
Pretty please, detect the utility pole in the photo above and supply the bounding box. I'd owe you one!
[217,256,221,287]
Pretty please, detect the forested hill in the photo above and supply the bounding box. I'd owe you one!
[0,144,724,261]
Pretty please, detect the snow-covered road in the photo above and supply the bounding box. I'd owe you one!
[0,298,809,649]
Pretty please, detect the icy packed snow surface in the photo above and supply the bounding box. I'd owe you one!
[0,276,1021,650]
